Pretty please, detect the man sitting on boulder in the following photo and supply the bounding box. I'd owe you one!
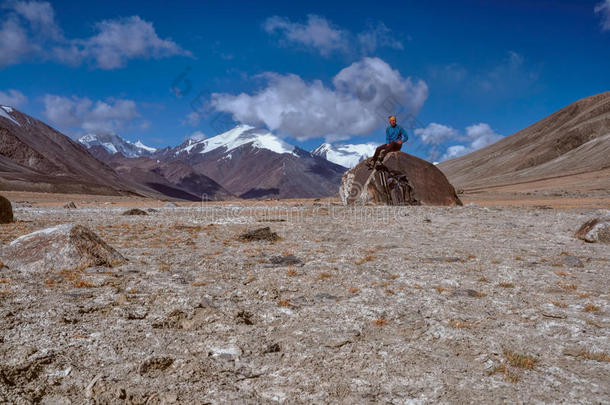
[367,115,408,169]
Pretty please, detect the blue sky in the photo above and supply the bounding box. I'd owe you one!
[1,0,609,161]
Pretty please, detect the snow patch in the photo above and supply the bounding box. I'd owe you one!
[312,142,377,168]
[0,106,21,126]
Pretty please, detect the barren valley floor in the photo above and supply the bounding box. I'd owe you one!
[0,194,609,403]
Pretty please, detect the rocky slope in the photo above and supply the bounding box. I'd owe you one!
[0,106,138,195]
[438,92,610,191]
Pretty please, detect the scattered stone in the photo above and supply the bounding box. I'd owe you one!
[423,257,461,263]
[574,214,610,243]
[122,208,148,216]
[164,202,177,207]
[63,201,77,209]
[269,254,302,266]
[139,357,173,376]
[238,227,279,242]
[263,343,281,354]
[235,310,253,325]
[0,195,14,223]
[147,208,159,213]
[314,292,338,301]
[452,289,482,298]
[0,224,126,273]
[561,255,584,268]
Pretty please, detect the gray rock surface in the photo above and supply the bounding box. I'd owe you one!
[0,195,13,223]
[0,204,607,403]
[1,223,125,273]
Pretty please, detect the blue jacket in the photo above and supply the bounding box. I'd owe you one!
[386,125,408,144]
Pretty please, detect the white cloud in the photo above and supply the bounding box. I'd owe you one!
[12,0,61,39]
[414,123,460,145]
[358,22,404,54]
[211,57,428,141]
[263,15,403,57]
[440,123,503,161]
[0,89,27,107]
[263,14,349,56]
[182,111,201,127]
[0,1,190,69]
[42,94,140,134]
[71,16,192,69]
[0,18,32,67]
[595,0,610,31]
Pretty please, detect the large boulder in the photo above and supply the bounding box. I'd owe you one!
[0,195,13,223]
[1,224,125,273]
[340,151,462,206]
[574,213,610,243]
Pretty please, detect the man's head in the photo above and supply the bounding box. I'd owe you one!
[388,115,397,127]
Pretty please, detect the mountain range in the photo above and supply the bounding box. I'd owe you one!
[2,92,609,201]
[0,107,349,200]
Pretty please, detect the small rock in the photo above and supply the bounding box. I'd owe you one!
[147,208,159,213]
[269,254,302,266]
[0,195,14,223]
[122,208,148,216]
[440,279,459,288]
[164,201,178,207]
[263,343,281,354]
[574,214,610,243]
[314,292,338,300]
[139,357,173,375]
[238,227,279,242]
[561,255,584,268]
[63,201,77,209]
[452,289,481,298]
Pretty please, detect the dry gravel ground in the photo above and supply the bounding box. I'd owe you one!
[0,201,609,404]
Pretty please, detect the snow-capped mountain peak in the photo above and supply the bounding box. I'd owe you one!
[312,142,377,168]
[78,133,156,158]
[174,125,297,156]
[0,105,21,127]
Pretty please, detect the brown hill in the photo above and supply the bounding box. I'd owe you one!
[438,92,610,191]
[90,146,234,201]
[0,106,136,195]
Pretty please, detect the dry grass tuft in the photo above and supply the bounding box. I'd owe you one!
[504,350,537,369]
[498,282,515,288]
[316,272,332,280]
[550,300,567,308]
[286,268,298,277]
[385,289,395,295]
[373,317,387,326]
[191,281,208,287]
[487,364,520,383]
[0,279,9,284]
[576,350,610,362]
[355,255,375,265]
[583,304,600,312]
[449,320,472,329]
[73,280,94,288]
[477,276,489,283]
[413,283,423,289]
[277,299,291,307]
[348,287,360,294]
[434,286,447,293]
[514,256,523,261]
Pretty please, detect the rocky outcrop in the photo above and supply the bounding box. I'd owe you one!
[0,195,13,223]
[574,214,610,243]
[340,151,462,206]
[1,224,125,273]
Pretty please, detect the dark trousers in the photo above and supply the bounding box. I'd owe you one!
[372,141,402,162]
